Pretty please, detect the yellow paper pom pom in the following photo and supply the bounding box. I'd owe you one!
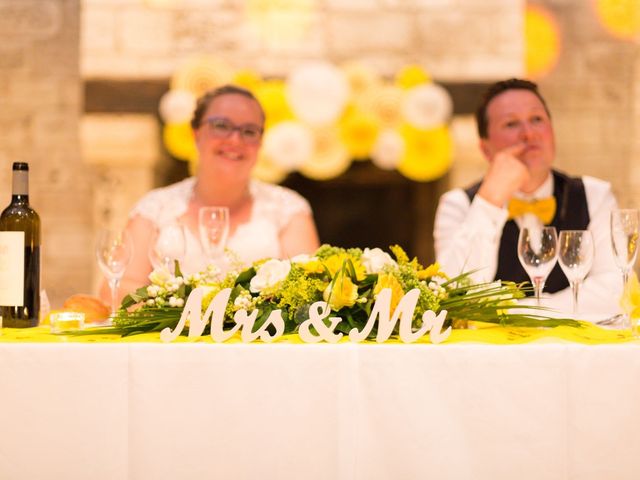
[594,0,640,41]
[254,79,295,129]
[163,122,197,162]
[525,5,561,78]
[170,55,235,98]
[339,108,380,160]
[395,64,432,89]
[342,62,382,106]
[299,126,352,180]
[397,124,453,182]
[252,150,289,184]
[232,69,263,92]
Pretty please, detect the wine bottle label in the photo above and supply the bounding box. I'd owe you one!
[0,231,25,306]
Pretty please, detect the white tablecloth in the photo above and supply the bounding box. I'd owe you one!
[1,341,639,480]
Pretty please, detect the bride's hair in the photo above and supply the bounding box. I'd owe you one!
[190,84,265,130]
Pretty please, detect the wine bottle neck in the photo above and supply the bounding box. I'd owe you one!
[12,169,29,197]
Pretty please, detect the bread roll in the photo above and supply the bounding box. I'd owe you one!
[62,294,110,324]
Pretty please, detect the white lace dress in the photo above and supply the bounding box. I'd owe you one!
[129,177,312,274]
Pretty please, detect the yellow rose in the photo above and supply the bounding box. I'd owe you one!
[323,271,359,310]
[374,273,404,312]
[323,253,366,281]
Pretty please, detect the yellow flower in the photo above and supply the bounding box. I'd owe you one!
[621,272,640,319]
[323,253,366,281]
[323,270,358,310]
[418,262,446,280]
[374,273,405,312]
[301,259,325,274]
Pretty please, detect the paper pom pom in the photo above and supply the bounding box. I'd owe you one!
[232,69,263,92]
[159,89,197,124]
[254,80,295,129]
[397,124,453,182]
[262,121,314,171]
[286,61,349,126]
[170,55,234,98]
[163,122,197,162]
[339,109,380,159]
[395,64,431,89]
[359,85,404,128]
[401,83,453,130]
[342,62,381,106]
[299,126,352,180]
[371,129,405,170]
[253,151,288,184]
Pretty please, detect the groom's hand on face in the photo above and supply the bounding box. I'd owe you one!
[478,143,530,208]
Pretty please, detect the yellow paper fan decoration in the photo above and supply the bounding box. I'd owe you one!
[254,79,295,129]
[395,64,432,89]
[339,108,380,160]
[593,0,640,40]
[525,5,561,79]
[232,69,263,92]
[397,124,453,182]
[299,126,352,180]
[170,55,235,98]
[163,122,197,162]
[253,151,288,184]
[359,85,404,129]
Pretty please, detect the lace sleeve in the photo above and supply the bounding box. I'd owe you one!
[128,177,194,225]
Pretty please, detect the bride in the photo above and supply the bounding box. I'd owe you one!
[101,84,320,303]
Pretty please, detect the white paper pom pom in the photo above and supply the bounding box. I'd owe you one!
[401,83,452,129]
[371,129,405,170]
[159,89,197,124]
[286,61,349,126]
[262,121,314,171]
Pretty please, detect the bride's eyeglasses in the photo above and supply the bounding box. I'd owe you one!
[202,117,263,144]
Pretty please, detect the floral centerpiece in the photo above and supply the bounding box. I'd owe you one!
[102,245,580,341]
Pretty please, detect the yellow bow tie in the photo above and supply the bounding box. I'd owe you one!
[507,197,556,224]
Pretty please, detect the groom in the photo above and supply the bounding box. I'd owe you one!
[433,78,620,312]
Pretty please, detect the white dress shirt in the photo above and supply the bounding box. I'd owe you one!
[434,173,621,317]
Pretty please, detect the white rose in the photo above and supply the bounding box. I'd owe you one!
[149,266,172,286]
[361,248,396,274]
[249,259,291,293]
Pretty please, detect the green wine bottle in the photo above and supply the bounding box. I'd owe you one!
[0,162,41,327]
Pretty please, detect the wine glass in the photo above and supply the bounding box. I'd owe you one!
[558,230,594,315]
[198,206,230,263]
[610,209,639,329]
[517,226,558,305]
[148,223,186,273]
[96,229,133,315]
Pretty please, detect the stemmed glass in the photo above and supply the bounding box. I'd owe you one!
[96,229,134,315]
[148,223,186,273]
[558,230,594,315]
[517,226,558,305]
[198,206,230,263]
[610,209,639,329]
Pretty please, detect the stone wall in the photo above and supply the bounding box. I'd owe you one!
[0,0,93,306]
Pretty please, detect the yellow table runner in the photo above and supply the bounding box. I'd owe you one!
[0,323,635,345]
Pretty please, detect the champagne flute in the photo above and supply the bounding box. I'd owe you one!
[198,206,230,263]
[610,209,639,329]
[96,229,133,315]
[148,223,186,273]
[558,230,594,315]
[517,226,558,305]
